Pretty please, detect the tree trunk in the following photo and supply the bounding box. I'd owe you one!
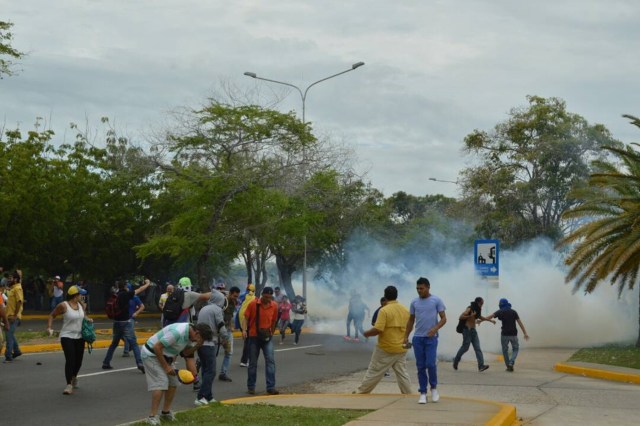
[276,253,298,299]
[636,288,640,348]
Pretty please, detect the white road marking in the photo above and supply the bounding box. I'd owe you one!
[275,344,322,352]
[78,367,139,377]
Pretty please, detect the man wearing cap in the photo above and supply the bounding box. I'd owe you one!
[242,286,279,395]
[485,299,529,372]
[4,271,24,363]
[51,275,64,310]
[102,279,153,372]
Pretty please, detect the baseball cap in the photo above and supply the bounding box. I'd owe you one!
[68,286,87,296]
[55,275,61,280]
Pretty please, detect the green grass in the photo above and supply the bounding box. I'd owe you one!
[15,330,50,340]
[569,345,640,369]
[132,403,371,426]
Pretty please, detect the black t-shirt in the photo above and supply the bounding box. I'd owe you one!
[494,308,520,336]
[114,289,135,321]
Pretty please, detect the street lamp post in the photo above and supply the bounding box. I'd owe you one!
[243,62,365,304]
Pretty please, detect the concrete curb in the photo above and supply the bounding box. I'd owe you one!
[222,393,519,426]
[555,362,640,385]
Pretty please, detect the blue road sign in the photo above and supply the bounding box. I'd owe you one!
[474,239,499,277]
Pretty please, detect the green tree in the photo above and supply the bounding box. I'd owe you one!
[461,95,620,247]
[0,21,25,78]
[557,115,640,347]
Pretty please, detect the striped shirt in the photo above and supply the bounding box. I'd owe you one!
[143,323,193,358]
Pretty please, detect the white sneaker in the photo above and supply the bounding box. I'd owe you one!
[239,362,248,367]
[418,393,427,404]
[160,411,176,421]
[146,416,161,425]
[431,388,440,402]
[194,397,209,406]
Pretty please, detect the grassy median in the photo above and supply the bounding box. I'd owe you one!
[132,403,370,425]
[569,345,640,369]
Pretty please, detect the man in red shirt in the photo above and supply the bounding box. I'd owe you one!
[242,286,279,395]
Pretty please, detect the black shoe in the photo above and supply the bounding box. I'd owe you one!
[137,364,146,374]
[267,388,280,395]
[12,352,22,359]
[507,364,514,372]
[452,359,459,370]
[247,388,255,395]
[102,364,113,370]
[479,365,490,372]
[218,374,232,382]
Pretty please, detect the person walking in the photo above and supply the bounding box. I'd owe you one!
[4,272,24,363]
[141,322,212,425]
[242,286,279,395]
[47,285,91,394]
[123,285,145,357]
[277,295,292,344]
[485,298,529,372]
[355,286,412,394]
[404,277,447,404]
[237,283,255,367]
[452,297,494,372]
[102,279,152,372]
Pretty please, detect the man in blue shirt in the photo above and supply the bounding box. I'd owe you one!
[123,284,144,357]
[404,277,447,405]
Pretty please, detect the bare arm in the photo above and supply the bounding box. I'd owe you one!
[517,319,529,340]
[47,303,67,331]
[132,302,145,318]
[403,314,416,343]
[134,280,151,295]
[152,341,175,375]
[428,311,447,337]
[363,327,381,338]
[459,307,473,320]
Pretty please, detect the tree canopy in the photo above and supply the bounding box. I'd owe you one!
[0,21,25,78]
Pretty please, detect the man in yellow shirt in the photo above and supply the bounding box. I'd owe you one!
[4,271,24,363]
[355,285,412,394]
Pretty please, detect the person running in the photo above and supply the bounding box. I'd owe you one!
[453,297,494,372]
[277,295,292,344]
[355,286,412,394]
[4,272,24,363]
[47,285,90,395]
[290,295,307,345]
[484,298,529,372]
[404,277,447,404]
[102,279,152,372]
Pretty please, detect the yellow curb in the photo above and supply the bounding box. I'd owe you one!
[555,363,640,385]
[21,313,161,320]
[222,393,518,426]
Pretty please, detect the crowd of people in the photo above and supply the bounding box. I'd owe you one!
[0,269,530,422]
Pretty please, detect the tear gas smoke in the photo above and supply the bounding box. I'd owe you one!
[292,235,637,357]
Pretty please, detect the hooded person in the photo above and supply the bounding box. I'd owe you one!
[194,290,229,405]
[485,298,529,372]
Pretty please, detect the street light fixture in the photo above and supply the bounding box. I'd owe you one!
[243,61,365,123]
[243,62,365,304]
[429,177,459,184]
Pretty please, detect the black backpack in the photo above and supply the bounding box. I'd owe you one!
[162,287,185,321]
[456,318,466,333]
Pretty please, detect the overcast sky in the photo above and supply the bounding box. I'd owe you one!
[2,0,639,198]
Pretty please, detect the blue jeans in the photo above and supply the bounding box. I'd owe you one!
[197,345,216,401]
[501,335,520,366]
[123,319,137,353]
[412,335,438,393]
[5,319,22,360]
[103,320,142,366]
[247,337,276,390]
[454,327,485,369]
[291,319,304,344]
[220,329,233,375]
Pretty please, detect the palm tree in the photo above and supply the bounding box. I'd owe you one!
[557,115,640,347]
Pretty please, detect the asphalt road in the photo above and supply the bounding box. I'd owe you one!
[0,332,373,426]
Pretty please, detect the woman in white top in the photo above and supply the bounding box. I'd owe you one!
[48,285,90,395]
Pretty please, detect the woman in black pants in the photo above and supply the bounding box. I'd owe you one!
[48,285,90,395]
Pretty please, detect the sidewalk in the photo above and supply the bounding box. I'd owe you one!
[224,394,516,426]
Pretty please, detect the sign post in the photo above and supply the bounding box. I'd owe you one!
[474,239,499,284]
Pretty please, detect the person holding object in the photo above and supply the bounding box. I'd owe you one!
[48,285,90,395]
[141,322,213,425]
[242,286,279,395]
[452,297,494,372]
[404,277,447,404]
[484,298,529,372]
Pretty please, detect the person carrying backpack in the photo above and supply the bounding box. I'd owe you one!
[452,297,495,372]
[47,285,91,395]
[102,279,153,373]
